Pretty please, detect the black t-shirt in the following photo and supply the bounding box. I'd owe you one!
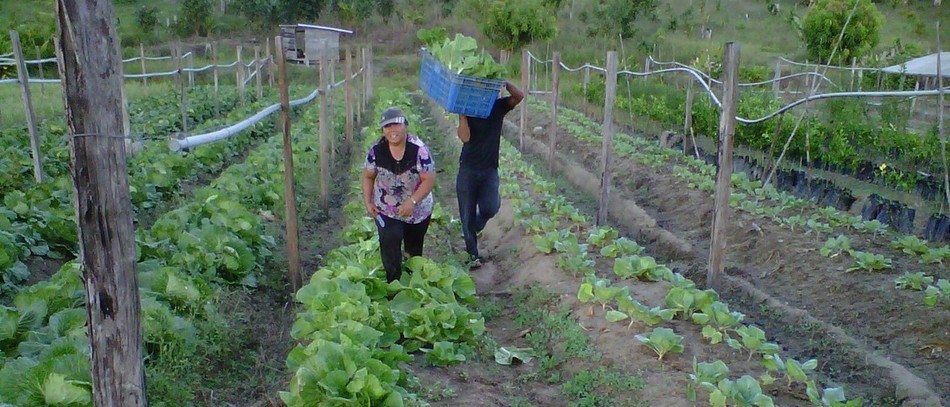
[459,97,514,170]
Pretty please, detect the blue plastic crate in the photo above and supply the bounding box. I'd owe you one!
[419,48,505,119]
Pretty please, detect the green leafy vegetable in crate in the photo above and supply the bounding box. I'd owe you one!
[426,33,508,79]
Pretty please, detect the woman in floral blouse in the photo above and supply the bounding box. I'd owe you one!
[361,107,436,282]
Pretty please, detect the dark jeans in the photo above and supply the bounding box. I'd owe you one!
[456,167,501,257]
[376,215,431,282]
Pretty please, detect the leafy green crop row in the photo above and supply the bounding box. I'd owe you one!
[0,86,339,405]
[497,139,862,406]
[280,88,485,407]
[536,102,948,308]
[0,87,272,296]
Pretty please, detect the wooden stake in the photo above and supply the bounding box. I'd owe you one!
[685,80,697,157]
[274,36,303,293]
[707,42,740,290]
[772,59,781,97]
[597,51,618,225]
[139,43,147,95]
[187,48,194,87]
[176,42,188,133]
[255,45,263,100]
[319,43,330,213]
[35,46,45,94]
[365,47,374,101]
[520,49,530,153]
[344,46,354,155]
[237,45,245,107]
[849,57,857,91]
[11,30,44,183]
[329,54,337,166]
[212,42,219,117]
[265,39,273,89]
[54,0,145,403]
[548,52,560,172]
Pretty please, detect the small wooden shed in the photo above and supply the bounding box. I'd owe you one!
[279,24,353,65]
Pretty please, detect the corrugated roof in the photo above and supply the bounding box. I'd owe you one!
[881,52,950,77]
[278,24,353,34]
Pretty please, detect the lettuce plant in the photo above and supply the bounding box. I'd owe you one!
[735,325,780,361]
[894,272,933,291]
[924,279,950,308]
[709,376,775,407]
[665,286,718,320]
[693,301,744,347]
[846,251,893,272]
[689,358,730,402]
[634,327,684,361]
[891,235,930,256]
[599,237,644,258]
[820,235,853,258]
[613,255,674,282]
[586,226,619,248]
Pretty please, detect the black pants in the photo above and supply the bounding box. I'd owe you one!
[456,167,501,257]
[376,214,431,282]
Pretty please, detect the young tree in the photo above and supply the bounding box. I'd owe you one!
[475,0,557,52]
[180,0,215,36]
[580,0,658,39]
[802,0,884,64]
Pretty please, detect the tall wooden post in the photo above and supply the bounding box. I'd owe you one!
[707,42,740,290]
[139,43,148,95]
[597,51,618,225]
[54,0,145,404]
[265,39,273,89]
[11,30,44,183]
[345,47,354,154]
[520,49,530,153]
[319,44,330,213]
[255,45,263,100]
[548,52,560,172]
[849,57,857,91]
[684,80,695,154]
[176,42,188,133]
[274,36,303,293]
[212,42,220,117]
[237,45,246,107]
[360,47,368,110]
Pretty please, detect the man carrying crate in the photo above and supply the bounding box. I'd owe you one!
[456,81,525,268]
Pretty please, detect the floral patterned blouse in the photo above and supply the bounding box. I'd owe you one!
[364,135,434,224]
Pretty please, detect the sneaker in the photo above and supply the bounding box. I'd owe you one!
[468,255,484,270]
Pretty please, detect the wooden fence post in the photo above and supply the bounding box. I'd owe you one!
[319,43,330,214]
[176,42,188,133]
[772,59,781,97]
[237,44,245,107]
[274,36,303,293]
[265,39,272,89]
[936,20,949,209]
[55,0,145,403]
[548,52,560,172]
[520,49,530,153]
[212,42,219,117]
[345,47,354,155]
[355,47,362,124]
[139,43,148,95]
[849,57,857,91]
[365,47,374,101]
[361,47,368,110]
[187,48,194,87]
[329,54,337,166]
[255,45,263,100]
[597,51,618,226]
[684,80,695,156]
[35,46,45,94]
[10,30,44,183]
[707,42,740,290]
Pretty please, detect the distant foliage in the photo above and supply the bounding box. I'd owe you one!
[137,6,159,33]
[476,0,557,51]
[332,0,376,25]
[234,0,327,33]
[178,0,215,37]
[580,0,658,39]
[802,0,884,64]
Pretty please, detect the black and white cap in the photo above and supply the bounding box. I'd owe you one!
[379,107,408,127]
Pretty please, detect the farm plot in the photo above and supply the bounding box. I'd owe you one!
[516,102,948,405]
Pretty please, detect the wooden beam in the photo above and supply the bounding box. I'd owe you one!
[274,36,303,293]
[707,42,740,290]
[329,54,337,166]
[237,44,245,106]
[54,0,145,404]
[212,42,219,117]
[548,52,560,172]
[597,51,618,226]
[255,45,263,100]
[11,30,45,183]
[936,21,949,209]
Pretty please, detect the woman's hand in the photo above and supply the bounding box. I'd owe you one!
[397,200,415,217]
[365,201,379,217]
